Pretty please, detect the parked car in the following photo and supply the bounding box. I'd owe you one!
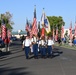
[10,36,17,41]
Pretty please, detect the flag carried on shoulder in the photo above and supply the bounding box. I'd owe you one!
[69,21,72,40]
[41,9,51,33]
[25,18,31,36]
[55,26,58,41]
[74,21,76,36]
[1,21,7,40]
[25,18,30,32]
[53,26,55,40]
[61,25,64,39]
[31,6,38,36]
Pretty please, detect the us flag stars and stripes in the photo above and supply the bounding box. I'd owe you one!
[69,21,73,40]
[1,23,7,40]
[31,6,38,36]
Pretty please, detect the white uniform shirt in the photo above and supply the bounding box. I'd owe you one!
[47,39,54,46]
[39,40,45,46]
[23,39,31,47]
[31,37,37,43]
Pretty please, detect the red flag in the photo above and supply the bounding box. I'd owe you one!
[7,30,11,38]
[61,25,64,38]
[31,6,38,36]
[41,27,45,37]
[69,22,72,40]
[1,24,7,40]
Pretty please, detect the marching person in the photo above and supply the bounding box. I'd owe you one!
[4,36,10,52]
[47,36,54,58]
[39,36,46,58]
[31,35,38,59]
[22,35,31,59]
[21,35,25,45]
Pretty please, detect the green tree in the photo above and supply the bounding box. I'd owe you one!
[0,12,14,30]
[47,16,65,36]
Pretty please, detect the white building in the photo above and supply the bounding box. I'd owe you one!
[12,31,27,38]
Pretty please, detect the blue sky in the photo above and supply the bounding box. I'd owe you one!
[0,0,76,31]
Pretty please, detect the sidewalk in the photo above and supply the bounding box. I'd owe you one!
[55,42,76,50]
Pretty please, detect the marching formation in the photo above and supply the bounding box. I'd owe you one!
[22,35,54,59]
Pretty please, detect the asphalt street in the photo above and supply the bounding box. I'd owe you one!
[0,40,76,75]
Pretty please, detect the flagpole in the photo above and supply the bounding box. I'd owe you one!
[53,25,54,40]
[34,5,36,8]
[74,16,76,37]
[0,14,2,38]
[75,16,76,23]
[41,8,45,37]
[42,8,45,27]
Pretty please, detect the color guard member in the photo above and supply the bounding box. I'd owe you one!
[47,36,54,58]
[22,36,31,59]
[31,35,38,59]
[39,36,46,58]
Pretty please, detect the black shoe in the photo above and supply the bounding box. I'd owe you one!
[26,56,29,59]
[34,56,38,59]
[47,55,50,58]
[41,56,43,58]
[43,56,46,59]
[50,55,53,58]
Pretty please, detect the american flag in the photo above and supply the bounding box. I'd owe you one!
[61,25,64,38]
[53,27,55,40]
[55,26,58,41]
[1,23,7,40]
[31,6,38,36]
[29,22,32,38]
[69,21,72,40]
[25,19,30,32]
[7,30,11,38]
[74,22,76,36]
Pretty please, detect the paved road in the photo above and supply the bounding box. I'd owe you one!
[0,40,76,75]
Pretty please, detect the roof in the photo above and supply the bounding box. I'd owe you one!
[12,31,27,35]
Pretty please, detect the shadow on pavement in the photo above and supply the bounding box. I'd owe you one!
[0,51,11,57]
[0,54,25,61]
[0,67,34,75]
[52,48,63,58]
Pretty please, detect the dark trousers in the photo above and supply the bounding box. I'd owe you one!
[33,44,38,57]
[24,46,30,59]
[40,46,46,57]
[47,46,52,56]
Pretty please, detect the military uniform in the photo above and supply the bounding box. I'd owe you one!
[47,37,54,58]
[39,39,46,58]
[23,36,31,59]
[32,36,38,59]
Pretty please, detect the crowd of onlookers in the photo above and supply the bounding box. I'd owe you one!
[57,35,76,46]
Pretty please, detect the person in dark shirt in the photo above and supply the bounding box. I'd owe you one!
[58,37,61,45]
[21,35,25,44]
